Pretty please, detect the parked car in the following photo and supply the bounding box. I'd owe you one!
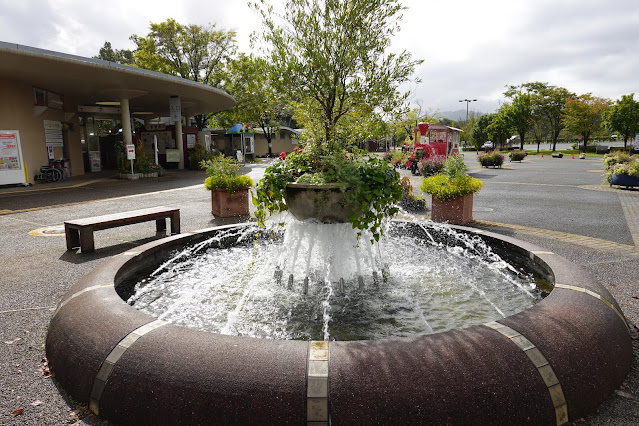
[481,141,494,149]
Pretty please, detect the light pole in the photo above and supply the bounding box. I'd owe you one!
[458,99,477,122]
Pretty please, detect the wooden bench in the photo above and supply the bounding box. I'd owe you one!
[65,206,180,253]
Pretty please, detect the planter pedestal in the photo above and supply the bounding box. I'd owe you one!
[430,194,474,225]
[285,183,357,223]
[211,189,249,217]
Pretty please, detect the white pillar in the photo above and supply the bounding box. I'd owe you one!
[121,98,132,144]
[176,117,184,170]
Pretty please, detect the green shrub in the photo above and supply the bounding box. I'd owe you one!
[420,155,483,201]
[509,150,527,162]
[201,155,253,192]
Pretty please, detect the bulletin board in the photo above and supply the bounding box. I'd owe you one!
[0,130,26,185]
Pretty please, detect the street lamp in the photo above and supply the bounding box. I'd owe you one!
[459,99,477,122]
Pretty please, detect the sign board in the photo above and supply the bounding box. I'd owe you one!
[89,151,101,172]
[166,149,180,162]
[126,144,136,160]
[0,131,26,185]
[147,123,167,131]
[186,133,196,149]
[169,96,181,123]
[43,120,64,147]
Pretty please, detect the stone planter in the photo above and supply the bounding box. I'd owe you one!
[285,183,357,223]
[211,189,250,217]
[610,174,639,188]
[430,193,474,225]
[119,173,140,180]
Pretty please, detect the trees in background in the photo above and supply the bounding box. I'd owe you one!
[562,94,611,151]
[604,94,639,149]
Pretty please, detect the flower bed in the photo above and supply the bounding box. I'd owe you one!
[478,151,505,168]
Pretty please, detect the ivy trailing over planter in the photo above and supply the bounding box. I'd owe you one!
[253,148,403,243]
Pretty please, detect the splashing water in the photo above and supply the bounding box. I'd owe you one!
[125,220,543,341]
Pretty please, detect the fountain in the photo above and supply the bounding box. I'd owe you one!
[46,216,632,425]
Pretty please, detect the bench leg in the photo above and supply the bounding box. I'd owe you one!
[170,212,181,235]
[156,218,166,233]
[80,226,95,253]
[65,225,80,250]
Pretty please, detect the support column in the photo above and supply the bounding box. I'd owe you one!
[120,98,132,144]
[176,116,184,170]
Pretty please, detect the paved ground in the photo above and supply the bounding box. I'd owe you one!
[0,154,638,425]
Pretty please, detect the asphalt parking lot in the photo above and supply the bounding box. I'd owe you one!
[1,154,638,425]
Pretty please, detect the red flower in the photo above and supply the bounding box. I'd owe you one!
[278,152,286,160]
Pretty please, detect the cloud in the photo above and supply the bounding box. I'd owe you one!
[1,0,638,114]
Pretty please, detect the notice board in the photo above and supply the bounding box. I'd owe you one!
[0,130,26,185]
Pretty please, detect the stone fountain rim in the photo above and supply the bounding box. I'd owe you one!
[46,221,632,425]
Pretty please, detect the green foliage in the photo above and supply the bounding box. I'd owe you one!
[509,150,527,162]
[204,175,254,192]
[486,112,512,147]
[418,156,446,176]
[201,155,253,192]
[420,155,483,201]
[471,114,492,150]
[562,94,611,150]
[131,18,237,129]
[604,159,639,183]
[604,94,639,147]
[93,41,135,65]
[478,151,505,167]
[603,151,634,170]
[252,0,422,154]
[252,149,403,243]
[502,91,533,148]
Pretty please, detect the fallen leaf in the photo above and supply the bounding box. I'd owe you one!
[614,389,633,399]
[632,296,639,300]
[30,400,44,407]
[4,338,21,345]
[41,358,51,377]
[11,408,24,416]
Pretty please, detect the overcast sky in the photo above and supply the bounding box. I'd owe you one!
[1,0,638,115]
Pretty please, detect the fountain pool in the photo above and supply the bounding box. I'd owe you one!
[46,221,632,425]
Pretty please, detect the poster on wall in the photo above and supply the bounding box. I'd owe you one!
[89,151,101,172]
[0,130,26,185]
[165,149,180,162]
[186,133,196,149]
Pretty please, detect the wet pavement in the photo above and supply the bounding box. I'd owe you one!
[1,154,638,425]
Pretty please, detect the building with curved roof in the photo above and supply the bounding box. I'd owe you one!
[0,41,235,185]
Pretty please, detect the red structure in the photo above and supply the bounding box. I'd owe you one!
[405,122,463,174]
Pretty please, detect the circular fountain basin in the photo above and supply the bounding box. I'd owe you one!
[46,222,632,425]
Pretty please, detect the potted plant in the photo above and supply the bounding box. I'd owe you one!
[605,158,639,188]
[253,147,404,242]
[478,151,505,168]
[508,150,527,162]
[202,155,253,217]
[420,155,483,224]
[603,151,633,170]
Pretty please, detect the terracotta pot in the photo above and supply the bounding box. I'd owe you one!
[211,189,249,217]
[284,183,357,223]
[430,193,474,224]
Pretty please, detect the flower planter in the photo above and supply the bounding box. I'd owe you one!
[119,173,140,180]
[479,160,502,168]
[285,183,357,223]
[610,174,639,188]
[430,193,474,225]
[211,189,250,217]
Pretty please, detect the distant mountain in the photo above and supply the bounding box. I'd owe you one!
[439,109,485,122]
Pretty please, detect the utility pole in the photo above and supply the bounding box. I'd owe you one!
[459,99,477,122]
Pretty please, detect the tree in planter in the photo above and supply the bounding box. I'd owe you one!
[252,0,421,155]
[251,0,421,242]
[563,94,611,152]
[604,94,639,150]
